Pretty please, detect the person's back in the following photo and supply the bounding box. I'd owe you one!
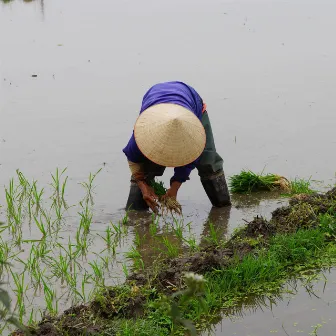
[139,81,204,121]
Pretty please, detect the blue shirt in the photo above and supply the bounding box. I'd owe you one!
[123,81,204,183]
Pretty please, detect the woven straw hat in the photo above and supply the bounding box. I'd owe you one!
[134,103,206,167]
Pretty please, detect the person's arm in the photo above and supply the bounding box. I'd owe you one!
[164,162,197,198]
[123,133,159,213]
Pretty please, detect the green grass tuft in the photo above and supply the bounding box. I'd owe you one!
[286,177,315,196]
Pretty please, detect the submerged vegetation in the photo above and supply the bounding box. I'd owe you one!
[229,169,314,195]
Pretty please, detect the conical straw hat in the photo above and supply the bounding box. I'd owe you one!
[134,103,206,167]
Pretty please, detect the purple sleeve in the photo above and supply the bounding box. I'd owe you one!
[170,157,200,184]
[122,132,146,163]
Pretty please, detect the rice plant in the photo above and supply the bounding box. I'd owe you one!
[149,215,159,236]
[161,237,179,258]
[50,168,69,212]
[79,168,102,206]
[205,222,221,247]
[122,263,129,278]
[10,271,27,322]
[171,218,184,241]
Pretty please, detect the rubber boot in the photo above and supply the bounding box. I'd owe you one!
[201,170,231,207]
[125,181,149,211]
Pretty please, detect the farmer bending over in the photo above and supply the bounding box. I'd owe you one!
[123,81,231,213]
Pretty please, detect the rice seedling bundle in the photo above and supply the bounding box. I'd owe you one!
[150,180,182,215]
[229,170,291,194]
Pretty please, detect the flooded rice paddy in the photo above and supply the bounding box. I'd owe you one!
[1,0,336,334]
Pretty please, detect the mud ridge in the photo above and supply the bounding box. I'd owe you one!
[15,188,336,336]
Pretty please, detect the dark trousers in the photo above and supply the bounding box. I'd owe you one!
[126,112,231,210]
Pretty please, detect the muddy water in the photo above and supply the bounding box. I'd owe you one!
[1,0,336,333]
[210,268,336,336]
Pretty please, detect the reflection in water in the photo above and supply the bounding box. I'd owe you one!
[199,206,230,248]
[126,206,232,267]
[231,191,283,209]
[207,269,335,336]
[125,191,284,268]
[1,0,44,16]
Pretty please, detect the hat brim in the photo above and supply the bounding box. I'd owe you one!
[134,104,206,167]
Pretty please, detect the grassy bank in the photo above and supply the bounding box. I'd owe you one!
[15,187,336,336]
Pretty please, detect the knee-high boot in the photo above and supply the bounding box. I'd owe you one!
[201,170,231,207]
[125,181,149,211]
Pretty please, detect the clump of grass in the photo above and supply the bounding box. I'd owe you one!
[150,180,182,215]
[285,178,315,196]
[229,170,291,194]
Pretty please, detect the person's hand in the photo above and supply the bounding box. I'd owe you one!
[162,187,178,200]
[137,181,159,214]
[162,181,182,200]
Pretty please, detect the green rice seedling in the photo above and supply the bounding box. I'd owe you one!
[47,254,70,285]
[149,221,158,237]
[111,220,128,236]
[16,170,31,204]
[134,231,141,247]
[98,226,113,250]
[34,240,51,261]
[121,210,129,226]
[0,273,26,333]
[10,271,27,322]
[229,170,291,194]
[125,246,142,260]
[110,238,118,257]
[78,203,93,235]
[31,266,45,291]
[79,168,102,206]
[27,308,40,328]
[134,258,145,271]
[125,247,144,271]
[13,227,23,248]
[149,214,160,236]
[172,218,184,241]
[66,262,85,302]
[76,227,89,256]
[27,308,35,327]
[42,279,58,316]
[56,239,80,273]
[30,181,44,216]
[89,261,105,287]
[186,221,192,233]
[205,222,220,246]
[70,270,92,303]
[111,221,122,235]
[80,271,92,303]
[183,235,199,252]
[33,215,48,238]
[50,167,68,211]
[122,263,129,278]
[93,253,110,270]
[161,237,179,258]
[5,181,23,230]
[0,239,11,266]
